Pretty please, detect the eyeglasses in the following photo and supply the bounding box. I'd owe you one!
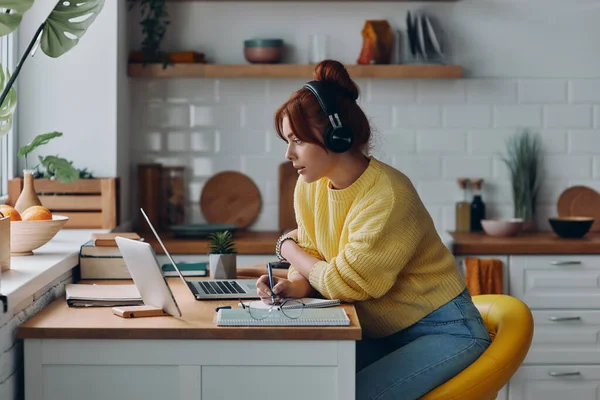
[240,298,306,320]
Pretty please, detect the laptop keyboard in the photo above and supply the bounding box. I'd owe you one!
[196,280,247,295]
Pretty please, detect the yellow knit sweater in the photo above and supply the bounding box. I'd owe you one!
[288,157,466,338]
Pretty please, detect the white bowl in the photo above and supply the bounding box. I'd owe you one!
[10,215,69,256]
[481,218,524,237]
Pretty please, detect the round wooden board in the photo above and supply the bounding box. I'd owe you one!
[200,171,261,228]
[557,185,600,232]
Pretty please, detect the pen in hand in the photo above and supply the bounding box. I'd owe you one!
[267,262,276,304]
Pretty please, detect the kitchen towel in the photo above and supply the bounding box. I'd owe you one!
[465,257,503,295]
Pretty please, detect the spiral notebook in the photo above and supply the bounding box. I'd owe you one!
[216,308,350,326]
[239,298,341,310]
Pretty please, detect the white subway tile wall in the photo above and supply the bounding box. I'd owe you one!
[131,78,600,234]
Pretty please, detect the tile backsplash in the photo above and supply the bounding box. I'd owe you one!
[130,77,600,234]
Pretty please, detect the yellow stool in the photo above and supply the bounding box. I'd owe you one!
[421,294,534,400]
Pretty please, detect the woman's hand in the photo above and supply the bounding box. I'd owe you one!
[255,274,312,303]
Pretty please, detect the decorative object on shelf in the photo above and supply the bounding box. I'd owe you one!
[308,34,328,64]
[481,218,523,237]
[7,177,119,229]
[207,231,237,280]
[501,128,542,232]
[127,0,171,67]
[244,38,284,64]
[455,178,470,233]
[0,213,9,272]
[405,11,446,64]
[200,171,262,229]
[14,132,80,213]
[10,214,69,256]
[548,216,594,239]
[129,50,205,64]
[137,163,163,232]
[557,185,600,232]
[0,0,105,139]
[162,166,185,228]
[470,178,486,232]
[358,20,394,64]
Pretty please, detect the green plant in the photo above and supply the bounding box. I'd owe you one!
[0,0,106,138]
[207,231,237,255]
[128,0,171,68]
[18,132,80,183]
[501,128,543,221]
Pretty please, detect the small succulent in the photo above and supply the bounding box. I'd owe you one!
[207,231,237,254]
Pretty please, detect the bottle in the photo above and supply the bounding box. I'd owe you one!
[455,178,471,232]
[470,178,486,232]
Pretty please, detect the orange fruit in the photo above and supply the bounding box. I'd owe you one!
[21,205,52,221]
[0,204,22,221]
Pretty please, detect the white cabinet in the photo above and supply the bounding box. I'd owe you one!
[458,253,600,399]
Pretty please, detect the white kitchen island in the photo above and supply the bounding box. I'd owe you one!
[17,278,361,400]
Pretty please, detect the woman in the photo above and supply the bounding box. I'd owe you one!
[256,60,491,400]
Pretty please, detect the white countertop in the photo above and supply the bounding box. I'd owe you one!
[0,228,107,313]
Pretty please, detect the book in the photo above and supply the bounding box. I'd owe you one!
[216,307,350,326]
[239,298,341,309]
[91,232,141,247]
[79,256,131,279]
[65,284,143,307]
[161,262,207,277]
[80,240,123,257]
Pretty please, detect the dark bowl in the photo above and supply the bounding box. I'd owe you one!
[549,217,594,238]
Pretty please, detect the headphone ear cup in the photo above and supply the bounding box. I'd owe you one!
[325,126,353,153]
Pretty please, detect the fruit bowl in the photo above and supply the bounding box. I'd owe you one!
[10,215,69,256]
[481,218,524,237]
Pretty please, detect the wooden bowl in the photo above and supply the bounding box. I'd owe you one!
[10,215,69,256]
[549,216,594,239]
[481,218,524,237]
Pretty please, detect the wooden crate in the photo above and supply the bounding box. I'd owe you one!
[7,178,119,229]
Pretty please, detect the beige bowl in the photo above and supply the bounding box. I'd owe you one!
[481,218,524,237]
[10,215,69,256]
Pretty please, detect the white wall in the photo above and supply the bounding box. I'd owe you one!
[0,271,72,400]
[128,0,600,233]
[17,0,129,224]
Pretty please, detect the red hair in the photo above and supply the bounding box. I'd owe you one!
[274,60,371,153]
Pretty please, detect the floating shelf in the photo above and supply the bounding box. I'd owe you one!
[127,63,462,79]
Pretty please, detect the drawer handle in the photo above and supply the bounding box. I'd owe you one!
[548,316,581,321]
[549,371,581,377]
[549,261,582,265]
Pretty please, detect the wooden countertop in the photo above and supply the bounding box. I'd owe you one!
[17,266,361,341]
[451,231,600,255]
[140,230,281,254]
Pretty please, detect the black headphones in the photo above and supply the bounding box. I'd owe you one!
[303,80,354,153]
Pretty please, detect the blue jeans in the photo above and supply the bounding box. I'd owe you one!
[355,289,491,400]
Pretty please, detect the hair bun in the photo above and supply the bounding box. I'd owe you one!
[313,60,360,100]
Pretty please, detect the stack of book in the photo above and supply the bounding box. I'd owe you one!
[79,233,141,279]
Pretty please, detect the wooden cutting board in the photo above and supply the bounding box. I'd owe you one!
[200,171,261,229]
[278,161,298,232]
[557,185,600,232]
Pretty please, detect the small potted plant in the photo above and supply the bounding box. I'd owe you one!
[207,231,237,279]
[501,128,543,232]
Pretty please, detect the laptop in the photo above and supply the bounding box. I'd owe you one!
[129,208,260,300]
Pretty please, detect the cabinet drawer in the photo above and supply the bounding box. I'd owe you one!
[509,365,600,400]
[510,255,600,308]
[525,310,600,364]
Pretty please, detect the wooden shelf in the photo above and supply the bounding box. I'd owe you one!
[128,63,462,79]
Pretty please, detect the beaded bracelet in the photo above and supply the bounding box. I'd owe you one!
[275,234,298,261]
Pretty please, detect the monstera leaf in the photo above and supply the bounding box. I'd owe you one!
[0,65,16,137]
[41,0,105,58]
[0,0,35,36]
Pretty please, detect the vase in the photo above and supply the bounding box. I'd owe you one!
[14,170,42,214]
[209,254,237,280]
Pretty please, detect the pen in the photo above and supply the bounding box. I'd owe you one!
[267,262,276,304]
[215,306,231,312]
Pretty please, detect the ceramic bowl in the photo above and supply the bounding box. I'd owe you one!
[10,215,69,256]
[481,218,524,237]
[549,216,594,239]
[243,38,284,64]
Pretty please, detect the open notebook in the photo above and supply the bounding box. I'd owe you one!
[239,298,341,309]
[217,307,350,326]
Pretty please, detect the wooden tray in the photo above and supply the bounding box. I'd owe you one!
[557,185,600,232]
